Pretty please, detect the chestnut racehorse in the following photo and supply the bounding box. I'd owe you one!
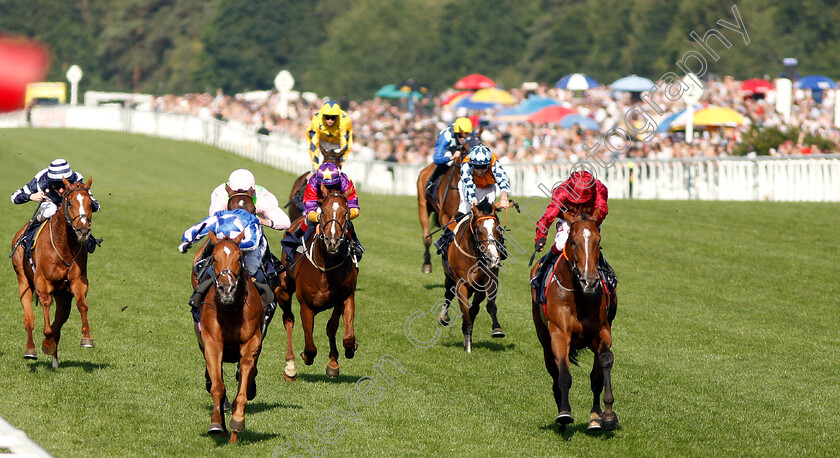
[529,211,618,432]
[286,146,343,222]
[279,188,358,378]
[10,177,96,368]
[196,232,263,443]
[417,131,482,273]
[438,200,505,353]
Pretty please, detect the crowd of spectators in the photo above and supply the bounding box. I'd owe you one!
[149,75,840,165]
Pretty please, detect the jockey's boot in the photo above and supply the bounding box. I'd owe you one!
[426,163,448,193]
[189,279,214,322]
[253,268,277,336]
[434,212,463,255]
[11,217,41,258]
[598,251,618,292]
[348,224,364,261]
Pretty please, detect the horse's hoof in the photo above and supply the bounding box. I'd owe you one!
[80,337,95,348]
[283,372,298,382]
[587,419,602,431]
[51,355,59,370]
[601,413,618,431]
[422,264,432,274]
[325,365,339,379]
[208,423,225,435]
[555,412,574,425]
[41,342,55,356]
[491,327,505,338]
[23,348,37,360]
[438,313,451,327]
[300,351,315,366]
[344,342,358,359]
[229,418,245,433]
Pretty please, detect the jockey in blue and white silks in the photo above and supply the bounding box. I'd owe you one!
[180,208,266,277]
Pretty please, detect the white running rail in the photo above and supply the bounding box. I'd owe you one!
[4,105,838,201]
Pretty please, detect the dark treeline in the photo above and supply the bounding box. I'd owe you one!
[1,0,837,100]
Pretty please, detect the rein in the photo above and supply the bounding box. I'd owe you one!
[51,187,92,269]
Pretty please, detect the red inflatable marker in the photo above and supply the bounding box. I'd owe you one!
[0,35,50,113]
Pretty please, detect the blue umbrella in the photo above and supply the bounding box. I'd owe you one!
[516,95,561,114]
[794,75,838,90]
[559,114,600,131]
[657,110,685,133]
[554,73,599,90]
[610,75,656,92]
[453,97,496,110]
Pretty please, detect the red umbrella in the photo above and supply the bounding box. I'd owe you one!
[528,105,577,124]
[740,79,774,94]
[440,90,473,106]
[454,74,496,90]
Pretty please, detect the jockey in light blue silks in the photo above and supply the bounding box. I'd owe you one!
[178,208,274,322]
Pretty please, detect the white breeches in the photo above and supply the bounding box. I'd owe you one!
[554,220,571,251]
[458,183,497,214]
[37,201,58,221]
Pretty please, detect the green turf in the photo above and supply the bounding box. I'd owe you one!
[1,128,839,457]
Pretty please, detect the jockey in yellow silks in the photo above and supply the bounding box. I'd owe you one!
[307,100,354,171]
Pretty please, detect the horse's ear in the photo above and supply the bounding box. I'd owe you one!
[319,142,327,154]
[319,182,328,197]
[562,210,581,223]
[208,231,219,245]
[85,176,93,189]
[225,184,233,196]
[233,232,245,245]
[478,126,484,138]
[62,177,72,188]
[591,208,601,223]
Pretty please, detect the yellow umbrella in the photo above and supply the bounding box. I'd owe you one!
[692,107,746,126]
[470,87,516,105]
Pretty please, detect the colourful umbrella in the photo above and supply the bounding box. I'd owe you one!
[454,74,497,90]
[470,87,515,105]
[554,73,599,90]
[610,75,655,92]
[794,75,838,90]
[441,91,473,106]
[453,96,496,110]
[516,95,561,114]
[559,114,600,131]
[740,79,773,94]
[374,84,407,99]
[528,105,577,124]
[669,106,746,129]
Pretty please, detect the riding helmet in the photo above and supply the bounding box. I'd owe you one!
[228,169,256,191]
[320,101,341,117]
[316,162,341,186]
[565,170,596,203]
[469,145,492,166]
[453,117,473,134]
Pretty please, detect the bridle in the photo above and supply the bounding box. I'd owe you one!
[316,193,350,247]
[61,187,93,229]
[49,187,92,269]
[563,218,600,289]
[227,191,255,211]
[207,247,247,312]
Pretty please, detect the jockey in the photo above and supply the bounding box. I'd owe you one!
[434,144,511,255]
[532,170,617,291]
[425,117,473,193]
[178,208,274,322]
[10,158,102,255]
[282,162,363,261]
[307,100,353,171]
[209,169,291,231]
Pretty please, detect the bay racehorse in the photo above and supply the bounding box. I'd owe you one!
[416,131,482,273]
[286,145,343,222]
[196,232,263,443]
[10,177,96,368]
[279,188,358,378]
[438,199,506,353]
[529,210,618,431]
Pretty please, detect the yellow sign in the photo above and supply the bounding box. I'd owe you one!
[25,82,66,107]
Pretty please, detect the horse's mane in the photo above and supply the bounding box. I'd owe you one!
[475,199,494,215]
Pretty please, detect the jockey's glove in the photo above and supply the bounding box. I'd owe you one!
[535,237,546,252]
[178,241,190,254]
[349,208,359,219]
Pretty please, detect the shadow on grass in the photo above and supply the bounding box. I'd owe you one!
[209,429,282,446]
[441,340,515,352]
[204,401,302,414]
[538,421,618,440]
[422,283,446,290]
[27,360,110,373]
[298,372,359,384]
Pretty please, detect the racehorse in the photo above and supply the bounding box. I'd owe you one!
[286,145,343,222]
[278,188,358,378]
[416,131,482,273]
[529,210,618,432]
[10,177,96,368]
[438,199,505,353]
[196,232,263,443]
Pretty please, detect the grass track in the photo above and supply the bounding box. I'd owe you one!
[0,128,839,456]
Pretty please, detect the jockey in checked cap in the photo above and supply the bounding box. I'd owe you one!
[10,158,102,256]
[425,117,473,193]
[434,144,511,255]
